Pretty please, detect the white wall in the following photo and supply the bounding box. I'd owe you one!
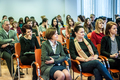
[0,0,78,24]
[0,0,65,24]
[65,0,78,23]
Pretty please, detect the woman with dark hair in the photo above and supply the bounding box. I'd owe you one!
[11,21,22,36]
[32,20,39,36]
[66,15,71,25]
[20,24,40,80]
[70,26,113,80]
[38,18,48,35]
[18,17,23,29]
[65,18,74,39]
[41,27,72,80]
[77,15,84,26]
[101,22,120,78]
[116,18,120,36]
[84,18,93,34]
[23,16,29,25]
[50,18,60,34]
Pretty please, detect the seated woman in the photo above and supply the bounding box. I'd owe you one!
[91,19,105,48]
[38,18,48,36]
[101,21,120,71]
[20,24,40,80]
[69,26,113,80]
[11,21,22,37]
[50,17,60,35]
[65,18,75,39]
[84,18,93,34]
[41,27,72,80]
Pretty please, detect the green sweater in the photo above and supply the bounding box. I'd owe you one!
[20,35,40,57]
[69,39,98,60]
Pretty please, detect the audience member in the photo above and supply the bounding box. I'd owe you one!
[91,19,105,48]
[69,26,113,80]
[77,15,84,26]
[41,27,72,80]
[18,17,23,29]
[66,15,71,25]
[90,14,95,28]
[8,17,14,28]
[57,15,64,28]
[20,24,40,80]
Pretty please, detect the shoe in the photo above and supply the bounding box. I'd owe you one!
[112,73,118,78]
[16,68,25,75]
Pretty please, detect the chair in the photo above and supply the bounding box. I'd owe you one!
[31,49,69,80]
[12,43,31,80]
[57,35,65,46]
[0,58,4,76]
[60,28,66,43]
[87,32,92,39]
[97,44,119,74]
[31,49,43,80]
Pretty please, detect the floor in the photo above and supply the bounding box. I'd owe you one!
[0,60,119,80]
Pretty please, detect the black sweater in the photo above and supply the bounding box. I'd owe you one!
[69,39,98,60]
[20,35,40,57]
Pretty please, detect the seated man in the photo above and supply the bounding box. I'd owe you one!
[0,19,24,80]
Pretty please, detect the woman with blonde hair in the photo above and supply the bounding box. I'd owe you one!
[91,19,105,48]
[83,18,93,34]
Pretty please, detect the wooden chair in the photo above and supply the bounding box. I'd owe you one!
[32,49,69,80]
[12,43,31,80]
[97,44,119,75]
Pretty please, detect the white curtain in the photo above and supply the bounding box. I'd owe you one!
[117,0,120,14]
[81,0,113,18]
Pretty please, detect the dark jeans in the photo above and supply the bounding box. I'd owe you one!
[108,58,120,69]
[77,60,113,80]
[20,54,37,80]
[2,51,14,76]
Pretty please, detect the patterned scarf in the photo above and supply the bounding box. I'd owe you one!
[74,38,94,59]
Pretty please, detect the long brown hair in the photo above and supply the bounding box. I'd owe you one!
[84,18,93,34]
[105,21,117,36]
[95,19,104,34]
[67,18,74,34]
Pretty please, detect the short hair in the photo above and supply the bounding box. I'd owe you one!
[78,15,84,22]
[90,14,95,18]
[26,19,33,23]
[22,24,32,33]
[45,27,57,39]
[8,17,14,21]
[1,19,9,26]
[116,18,120,25]
[73,26,84,38]
[2,15,7,19]
[102,17,107,20]
[57,15,61,18]
[95,19,104,34]
[41,15,46,20]
[105,21,117,36]
[42,18,48,23]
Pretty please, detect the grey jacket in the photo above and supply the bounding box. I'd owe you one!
[41,40,66,80]
[0,29,18,57]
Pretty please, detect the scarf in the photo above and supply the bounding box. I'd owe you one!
[74,38,94,59]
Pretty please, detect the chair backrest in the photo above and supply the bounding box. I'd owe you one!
[17,33,19,40]
[15,43,21,57]
[35,49,41,67]
[36,36,41,47]
[66,39,70,49]
[42,31,46,38]
[97,44,101,55]
[57,35,63,44]
[60,27,65,35]
[87,32,92,39]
